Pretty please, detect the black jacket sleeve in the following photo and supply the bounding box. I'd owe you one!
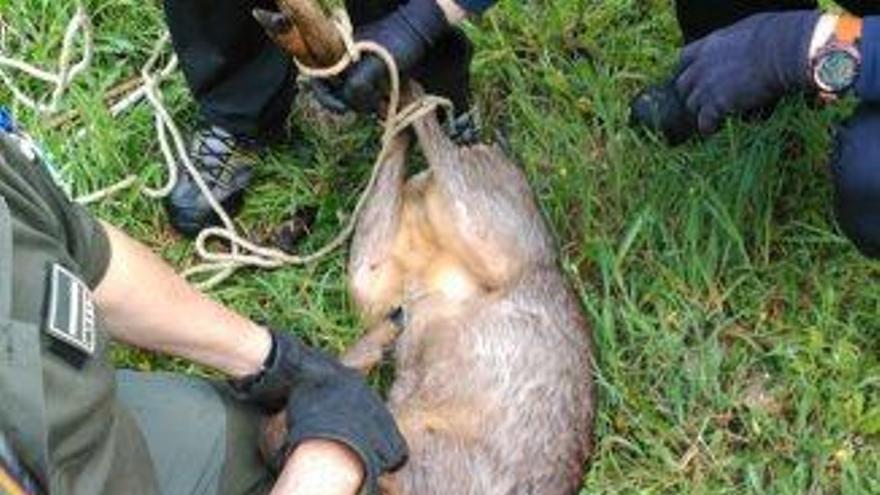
[856,17,880,102]
[453,0,497,15]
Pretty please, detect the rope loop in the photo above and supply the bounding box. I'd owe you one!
[185,8,452,288]
[0,3,92,114]
[1,6,452,290]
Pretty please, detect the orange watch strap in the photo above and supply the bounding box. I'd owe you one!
[836,15,864,44]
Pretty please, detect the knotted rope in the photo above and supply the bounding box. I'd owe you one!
[179,9,452,288]
[76,32,179,205]
[2,6,451,289]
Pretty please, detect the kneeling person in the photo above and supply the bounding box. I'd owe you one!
[632,1,880,258]
[0,111,406,495]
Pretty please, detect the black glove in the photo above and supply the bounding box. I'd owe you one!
[230,330,408,493]
[340,0,452,113]
[675,11,820,135]
[630,77,699,146]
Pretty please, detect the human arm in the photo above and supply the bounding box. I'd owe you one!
[93,221,271,378]
[92,223,406,494]
[1,109,400,494]
[270,440,364,495]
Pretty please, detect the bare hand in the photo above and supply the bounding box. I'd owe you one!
[269,439,365,495]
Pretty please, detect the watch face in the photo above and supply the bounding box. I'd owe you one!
[815,48,860,93]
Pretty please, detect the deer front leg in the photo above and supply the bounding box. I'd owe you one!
[340,316,401,374]
[411,109,555,288]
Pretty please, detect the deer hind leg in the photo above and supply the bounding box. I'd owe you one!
[410,108,555,288]
[348,132,410,323]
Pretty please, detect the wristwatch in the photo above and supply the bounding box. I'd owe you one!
[811,15,864,96]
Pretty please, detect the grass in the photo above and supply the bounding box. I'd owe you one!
[2,0,879,493]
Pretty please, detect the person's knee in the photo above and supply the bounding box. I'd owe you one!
[831,105,880,259]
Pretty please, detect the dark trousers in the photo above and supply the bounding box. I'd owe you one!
[116,371,273,495]
[675,0,880,42]
[675,0,880,258]
[162,0,472,139]
[831,105,880,258]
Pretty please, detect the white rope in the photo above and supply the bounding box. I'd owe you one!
[3,6,451,290]
[74,37,178,205]
[140,55,242,288]
[75,175,139,205]
[180,8,452,288]
[0,4,93,114]
[0,5,178,204]
[110,32,178,118]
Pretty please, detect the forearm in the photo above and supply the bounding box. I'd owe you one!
[271,441,364,495]
[93,222,270,378]
[92,224,396,494]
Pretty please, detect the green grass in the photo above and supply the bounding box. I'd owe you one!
[2,0,879,493]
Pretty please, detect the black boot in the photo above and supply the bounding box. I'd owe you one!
[166,125,265,237]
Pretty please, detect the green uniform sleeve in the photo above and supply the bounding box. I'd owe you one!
[63,202,111,289]
[0,135,111,288]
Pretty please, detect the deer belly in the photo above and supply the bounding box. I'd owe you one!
[422,255,483,303]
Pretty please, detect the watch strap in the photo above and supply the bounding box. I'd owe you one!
[836,15,864,44]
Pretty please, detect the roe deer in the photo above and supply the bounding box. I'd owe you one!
[254,4,595,491]
[336,93,595,494]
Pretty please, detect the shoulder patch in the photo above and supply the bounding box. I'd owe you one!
[45,263,96,357]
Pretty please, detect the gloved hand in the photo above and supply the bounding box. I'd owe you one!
[339,0,452,113]
[230,330,408,494]
[675,11,821,135]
